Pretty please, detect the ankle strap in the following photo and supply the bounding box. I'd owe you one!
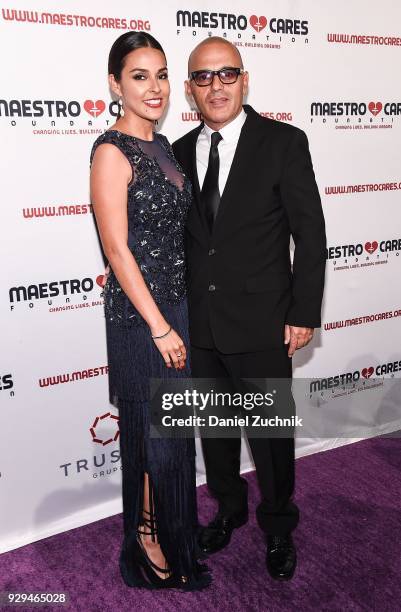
[137,511,158,541]
[137,523,157,536]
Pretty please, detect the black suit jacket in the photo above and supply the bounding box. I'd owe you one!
[172,104,326,353]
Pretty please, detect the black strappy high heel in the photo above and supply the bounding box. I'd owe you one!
[135,509,188,588]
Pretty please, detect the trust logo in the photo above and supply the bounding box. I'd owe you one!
[364,241,378,254]
[368,101,382,116]
[90,412,120,446]
[83,99,106,118]
[249,15,267,32]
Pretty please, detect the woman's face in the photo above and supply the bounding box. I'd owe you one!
[110,47,170,122]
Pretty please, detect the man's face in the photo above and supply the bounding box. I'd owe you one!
[185,41,248,130]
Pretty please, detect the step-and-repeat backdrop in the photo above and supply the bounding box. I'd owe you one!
[1,0,400,553]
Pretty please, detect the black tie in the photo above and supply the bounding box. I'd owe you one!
[201,131,223,231]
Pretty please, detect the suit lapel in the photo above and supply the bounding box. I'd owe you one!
[212,106,262,240]
[190,129,201,203]
[185,124,211,243]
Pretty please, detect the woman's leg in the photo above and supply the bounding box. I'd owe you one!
[137,472,172,579]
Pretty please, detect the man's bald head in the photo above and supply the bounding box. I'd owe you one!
[185,36,249,132]
[188,37,244,75]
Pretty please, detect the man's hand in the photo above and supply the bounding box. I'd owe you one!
[284,324,314,357]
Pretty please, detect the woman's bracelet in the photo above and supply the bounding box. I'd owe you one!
[151,325,172,340]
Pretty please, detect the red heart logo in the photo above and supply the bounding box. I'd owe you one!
[362,367,374,379]
[96,275,106,288]
[364,241,378,254]
[368,101,382,116]
[250,15,267,32]
[84,99,106,118]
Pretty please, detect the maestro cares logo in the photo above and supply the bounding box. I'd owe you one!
[9,274,105,313]
[176,10,310,48]
[326,236,401,272]
[308,358,401,404]
[310,100,401,130]
[0,97,120,135]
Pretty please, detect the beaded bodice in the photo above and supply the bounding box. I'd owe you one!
[90,130,192,326]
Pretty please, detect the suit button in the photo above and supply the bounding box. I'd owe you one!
[208,248,216,256]
[208,284,216,292]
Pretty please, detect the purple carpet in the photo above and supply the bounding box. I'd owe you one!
[1,435,400,611]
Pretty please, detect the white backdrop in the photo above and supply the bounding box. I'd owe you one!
[1,0,400,553]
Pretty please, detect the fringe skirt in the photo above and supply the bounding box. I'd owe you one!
[106,297,210,590]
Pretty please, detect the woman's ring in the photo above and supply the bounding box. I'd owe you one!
[176,352,182,357]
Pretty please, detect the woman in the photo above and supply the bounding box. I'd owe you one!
[90,31,210,590]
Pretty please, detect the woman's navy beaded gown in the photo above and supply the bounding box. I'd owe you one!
[90,130,209,590]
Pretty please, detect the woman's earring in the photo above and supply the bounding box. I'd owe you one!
[118,97,125,118]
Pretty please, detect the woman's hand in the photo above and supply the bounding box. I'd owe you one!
[152,327,187,370]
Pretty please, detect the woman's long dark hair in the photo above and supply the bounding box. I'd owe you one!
[108,31,166,81]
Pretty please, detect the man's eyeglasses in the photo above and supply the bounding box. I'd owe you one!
[189,67,245,87]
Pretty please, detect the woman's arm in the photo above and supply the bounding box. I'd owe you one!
[90,143,186,369]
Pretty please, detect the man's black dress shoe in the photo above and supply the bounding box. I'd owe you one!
[198,512,248,554]
[266,534,297,580]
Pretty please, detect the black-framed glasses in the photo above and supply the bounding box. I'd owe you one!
[189,67,245,87]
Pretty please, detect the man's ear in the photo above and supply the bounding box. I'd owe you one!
[242,71,249,97]
[108,73,122,98]
[184,79,192,99]
[185,79,197,111]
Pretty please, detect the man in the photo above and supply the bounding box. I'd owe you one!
[172,37,326,581]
